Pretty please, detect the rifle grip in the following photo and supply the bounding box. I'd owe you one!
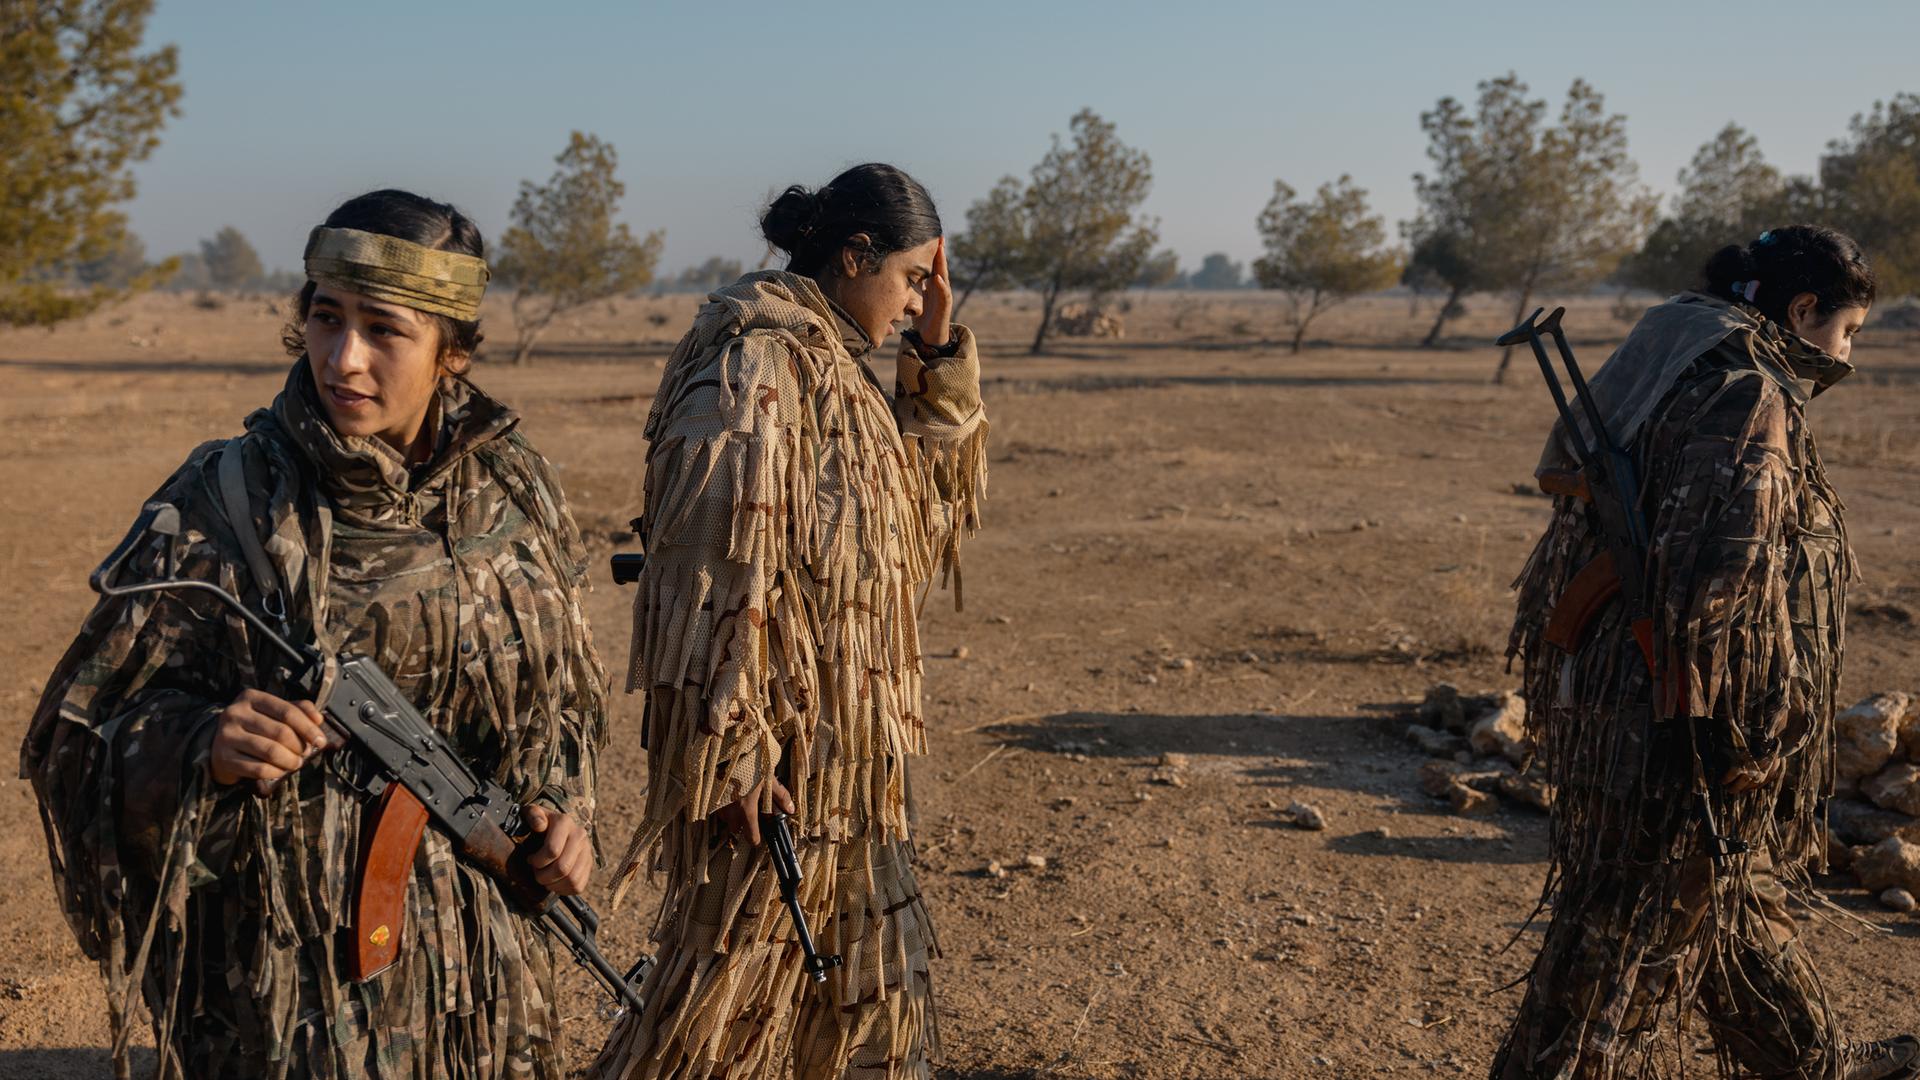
[1543,552,1621,653]
[460,814,555,915]
[347,785,430,981]
[1537,467,1593,503]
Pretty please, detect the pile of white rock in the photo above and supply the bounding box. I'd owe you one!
[1824,691,1920,911]
[1403,684,1550,816]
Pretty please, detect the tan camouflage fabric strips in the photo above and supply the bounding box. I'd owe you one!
[23,363,608,1079]
[592,271,986,1080]
[1495,294,1862,1078]
[303,226,490,321]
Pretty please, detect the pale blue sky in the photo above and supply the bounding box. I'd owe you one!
[127,0,1918,276]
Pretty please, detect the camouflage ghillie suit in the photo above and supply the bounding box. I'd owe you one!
[22,363,609,1080]
[1493,294,1913,1079]
[591,271,986,1080]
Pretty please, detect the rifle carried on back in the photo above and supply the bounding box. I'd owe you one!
[1500,307,1747,862]
[93,503,651,1013]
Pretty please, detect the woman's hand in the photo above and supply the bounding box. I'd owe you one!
[913,237,953,347]
[521,804,593,896]
[713,778,796,845]
[209,687,338,793]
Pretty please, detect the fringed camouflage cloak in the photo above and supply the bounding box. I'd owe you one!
[22,363,609,1080]
[1499,293,1856,1077]
[596,271,986,1078]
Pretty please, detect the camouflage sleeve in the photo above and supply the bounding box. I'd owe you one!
[893,323,988,601]
[21,453,262,958]
[1644,368,1799,757]
[628,331,808,826]
[501,434,611,836]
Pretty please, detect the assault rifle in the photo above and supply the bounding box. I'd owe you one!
[610,545,844,983]
[94,504,651,1013]
[1499,308,1748,862]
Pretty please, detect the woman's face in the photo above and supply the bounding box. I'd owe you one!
[826,237,939,346]
[1786,293,1870,365]
[303,284,447,458]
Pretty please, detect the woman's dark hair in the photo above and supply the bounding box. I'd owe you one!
[760,163,942,278]
[282,188,486,371]
[1700,224,1875,330]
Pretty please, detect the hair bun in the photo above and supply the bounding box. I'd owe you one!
[1701,243,1756,297]
[760,185,824,254]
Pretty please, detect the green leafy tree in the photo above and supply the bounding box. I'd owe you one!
[200,226,264,291]
[1620,123,1783,296]
[1,0,182,326]
[1401,229,1486,345]
[1018,109,1157,353]
[1819,93,1920,297]
[1254,176,1402,353]
[1189,252,1244,290]
[1408,74,1656,378]
[949,175,1033,318]
[495,131,663,364]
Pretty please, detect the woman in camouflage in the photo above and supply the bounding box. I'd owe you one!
[591,163,986,1080]
[1494,226,1914,1079]
[23,189,609,1079]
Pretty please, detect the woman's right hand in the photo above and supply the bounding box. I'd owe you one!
[209,688,338,792]
[713,778,796,845]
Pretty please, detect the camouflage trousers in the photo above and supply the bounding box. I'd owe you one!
[1492,847,1839,1079]
[593,830,938,1080]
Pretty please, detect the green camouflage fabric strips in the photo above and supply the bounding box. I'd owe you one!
[21,362,609,1080]
[1495,295,1864,1079]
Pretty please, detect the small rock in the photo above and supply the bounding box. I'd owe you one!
[1836,692,1911,785]
[1050,796,1077,810]
[1133,791,1153,803]
[951,645,971,660]
[1419,760,1467,799]
[1165,657,1196,673]
[1023,854,1049,871]
[1286,802,1328,831]
[1418,684,1467,733]
[1854,837,1920,895]
[1862,763,1920,818]
[1468,693,1530,765]
[1406,724,1467,758]
[1367,826,1392,840]
[1047,487,1063,497]
[1159,752,1190,769]
[1827,798,1920,846]
[988,614,1014,625]
[1288,912,1316,927]
[1149,768,1188,788]
[1240,650,1260,663]
[1452,513,1469,524]
[1882,887,1918,913]
[1497,773,1554,811]
[984,860,1007,879]
[1447,783,1498,817]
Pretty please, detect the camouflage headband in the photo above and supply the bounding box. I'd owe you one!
[303,227,489,322]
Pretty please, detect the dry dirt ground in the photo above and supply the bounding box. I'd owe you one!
[0,289,1916,1079]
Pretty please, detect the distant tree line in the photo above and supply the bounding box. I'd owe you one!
[6,4,1917,373]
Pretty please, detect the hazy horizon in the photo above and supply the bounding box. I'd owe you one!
[127,0,1918,277]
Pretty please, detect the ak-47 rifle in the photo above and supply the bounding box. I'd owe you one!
[93,504,651,1013]
[1499,307,1748,862]
[609,542,844,983]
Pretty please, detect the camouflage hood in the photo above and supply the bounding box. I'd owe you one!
[1539,292,1853,475]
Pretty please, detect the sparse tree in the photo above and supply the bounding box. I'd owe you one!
[495,131,664,364]
[1018,109,1157,353]
[200,226,264,291]
[74,230,154,289]
[1407,74,1656,378]
[1619,123,1783,296]
[1819,93,1920,297]
[0,0,182,326]
[1254,176,1402,353]
[1402,229,1484,346]
[950,175,1032,318]
[1189,252,1244,290]
[1134,249,1180,289]
[674,255,743,293]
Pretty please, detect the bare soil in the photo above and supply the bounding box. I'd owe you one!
[1,289,1917,1079]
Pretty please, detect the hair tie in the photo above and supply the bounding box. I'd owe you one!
[1730,280,1760,303]
[1756,230,1775,245]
